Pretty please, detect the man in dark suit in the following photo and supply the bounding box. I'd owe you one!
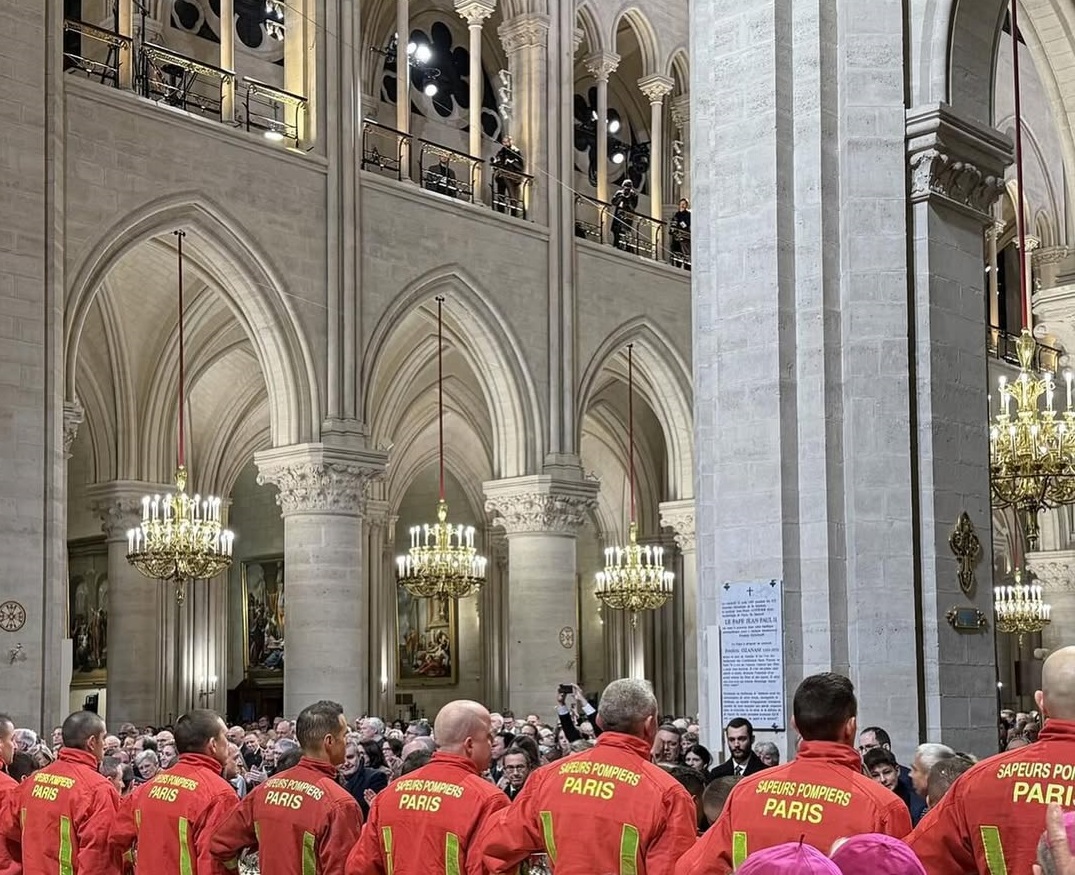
[708,718,768,779]
[339,738,387,818]
[857,724,926,820]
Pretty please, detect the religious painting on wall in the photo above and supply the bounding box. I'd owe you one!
[68,538,108,687]
[242,557,285,678]
[396,589,458,686]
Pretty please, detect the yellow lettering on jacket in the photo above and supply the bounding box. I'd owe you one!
[263,778,325,800]
[265,791,305,810]
[147,786,180,803]
[754,781,850,807]
[398,793,442,812]
[31,785,58,801]
[1011,781,1075,806]
[33,774,75,789]
[155,774,199,791]
[561,776,616,800]
[762,798,824,824]
[393,780,464,798]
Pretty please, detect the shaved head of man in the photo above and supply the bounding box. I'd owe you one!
[1038,646,1075,720]
[433,700,494,772]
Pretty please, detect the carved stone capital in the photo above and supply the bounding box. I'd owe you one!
[906,103,1012,223]
[1027,550,1075,592]
[63,401,84,460]
[85,481,163,542]
[638,74,674,105]
[255,444,387,518]
[583,51,620,82]
[659,499,696,553]
[484,476,598,536]
[455,0,495,26]
[499,14,549,54]
[1033,246,1071,268]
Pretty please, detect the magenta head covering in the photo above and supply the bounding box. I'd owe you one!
[736,842,842,875]
[830,834,926,875]
[1037,809,1075,875]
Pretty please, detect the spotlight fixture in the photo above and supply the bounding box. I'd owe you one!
[421,70,440,97]
[412,42,432,64]
[611,150,626,165]
[608,118,621,134]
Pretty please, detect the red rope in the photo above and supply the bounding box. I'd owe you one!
[436,295,445,502]
[1012,0,1029,330]
[628,343,635,524]
[175,230,186,469]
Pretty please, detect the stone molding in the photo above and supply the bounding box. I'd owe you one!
[659,499,696,553]
[63,401,84,460]
[906,103,1012,223]
[85,481,165,541]
[583,51,620,82]
[1034,246,1072,268]
[670,94,690,130]
[455,0,496,26]
[1027,550,1075,593]
[484,475,598,535]
[255,444,387,518]
[638,74,674,105]
[498,13,549,53]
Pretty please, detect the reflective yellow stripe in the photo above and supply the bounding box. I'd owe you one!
[382,826,395,875]
[303,831,317,875]
[445,832,461,875]
[540,811,557,864]
[981,826,1008,875]
[135,809,141,828]
[59,815,73,875]
[732,831,749,869]
[178,816,193,875]
[619,824,639,875]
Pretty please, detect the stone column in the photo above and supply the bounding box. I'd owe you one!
[1033,246,1072,294]
[670,94,690,199]
[283,0,312,142]
[255,444,386,719]
[499,13,550,221]
[87,484,163,728]
[1026,551,1075,656]
[987,222,1003,330]
[396,0,410,137]
[455,0,495,167]
[1021,235,1041,328]
[365,499,392,717]
[63,402,84,460]
[639,74,673,230]
[907,105,1010,752]
[584,52,620,203]
[117,0,134,89]
[660,499,697,718]
[485,476,597,718]
[219,0,234,121]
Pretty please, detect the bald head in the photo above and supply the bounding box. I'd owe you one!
[1039,646,1075,720]
[434,700,490,748]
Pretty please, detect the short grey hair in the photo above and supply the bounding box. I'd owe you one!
[915,742,956,771]
[134,750,159,768]
[754,741,779,761]
[365,717,386,737]
[597,678,658,734]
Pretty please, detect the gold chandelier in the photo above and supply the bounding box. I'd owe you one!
[595,344,674,625]
[995,568,1051,643]
[988,0,1075,551]
[127,230,234,603]
[396,296,487,599]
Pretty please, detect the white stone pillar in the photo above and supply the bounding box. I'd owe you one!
[639,75,673,230]
[455,0,495,167]
[584,52,619,203]
[88,486,163,728]
[661,499,697,719]
[987,221,1002,330]
[396,0,410,137]
[499,14,550,221]
[1022,235,1041,329]
[219,0,234,121]
[670,94,690,199]
[117,0,134,89]
[256,444,386,719]
[485,476,597,719]
[283,0,312,142]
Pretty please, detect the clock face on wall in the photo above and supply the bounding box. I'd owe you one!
[0,601,26,632]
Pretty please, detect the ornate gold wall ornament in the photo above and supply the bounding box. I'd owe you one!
[949,512,981,595]
[946,606,988,632]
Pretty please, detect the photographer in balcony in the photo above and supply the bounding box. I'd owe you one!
[425,154,459,198]
[611,178,639,251]
[671,198,692,267]
[492,135,526,216]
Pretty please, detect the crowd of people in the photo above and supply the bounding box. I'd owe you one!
[1,649,1075,873]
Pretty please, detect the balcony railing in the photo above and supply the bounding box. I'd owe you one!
[418,140,481,204]
[242,77,306,146]
[988,326,1064,373]
[490,166,534,220]
[361,120,409,180]
[574,195,666,262]
[63,18,132,87]
[138,43,234,121]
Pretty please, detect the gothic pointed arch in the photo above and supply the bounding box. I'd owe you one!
[609,6,660,77]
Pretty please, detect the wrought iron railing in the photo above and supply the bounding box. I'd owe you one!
[490,166,533,220]
[574,195,666,262]
[242,77,306,145]
[988,325,1064,372]
[138,43,234,121]
[62,18,132,87]
[669,228,691,271]
[361,120,409,180]
[418,140,481,204]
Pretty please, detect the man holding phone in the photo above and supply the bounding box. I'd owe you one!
[556,684,601,744]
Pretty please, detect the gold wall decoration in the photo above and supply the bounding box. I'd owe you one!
[949,512,981,595]
[946,606,988,632]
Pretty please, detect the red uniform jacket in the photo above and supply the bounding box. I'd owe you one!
[109,752,238,874]
[677,740,912,875]
[907,719,1075,875]
[0,766,19,875]
[210,756,361,875]
[346,751,508,875]
[0,747,121,875]
[478,732,698,875]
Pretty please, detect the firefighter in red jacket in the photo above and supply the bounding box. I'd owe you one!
[210,700,361,875]
[478,679,698,875]
[0,710,120,875]
[109,708,237,874]
[0,713,19,875]
[346,700,508,875]
[908,645,1075,875]
[677,673,912,875]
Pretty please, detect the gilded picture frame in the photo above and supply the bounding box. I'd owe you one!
[68,537,108,688]
[395,589,458,687]
[242,556,285,679]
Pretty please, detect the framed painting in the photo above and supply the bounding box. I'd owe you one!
[396,589,458,687]
[242,557,285,679]
[68,538,108,688]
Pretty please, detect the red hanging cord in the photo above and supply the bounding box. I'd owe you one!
[1011,0,1030,330]
[627,343,635,525]
[175,229,186,469]
[436,295,445,502]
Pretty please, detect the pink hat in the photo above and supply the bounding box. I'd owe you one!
[830,834,926,875]
[737,842,842,875]
[1036,809,1075,875]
